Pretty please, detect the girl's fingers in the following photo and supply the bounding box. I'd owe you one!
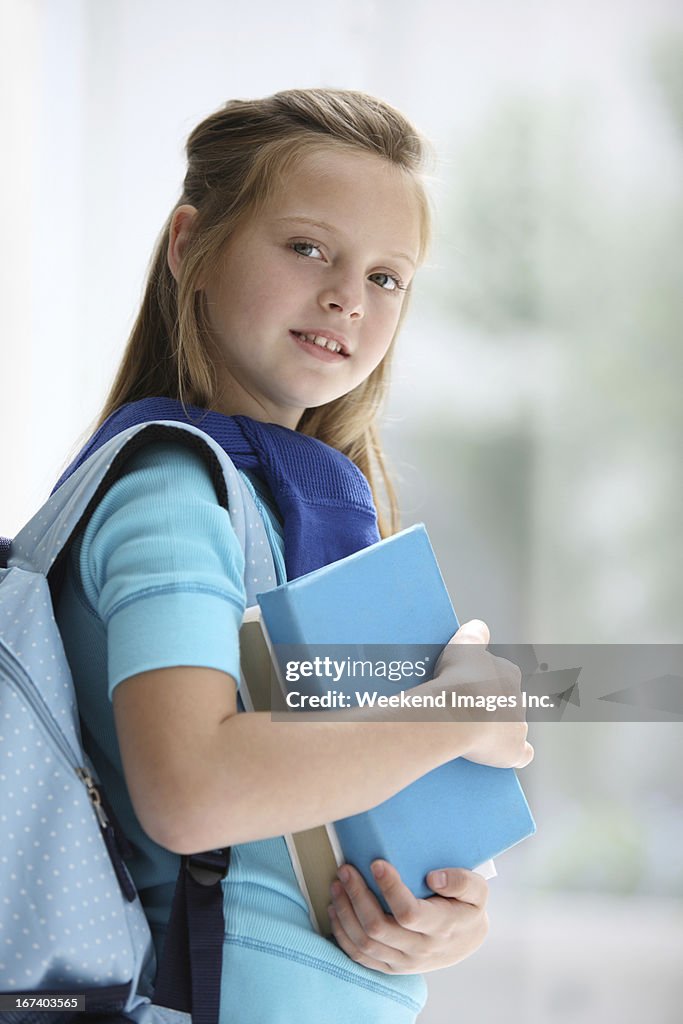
[329,862,490,975]
[425,866,489,907]
[368,860,430,931]
[328,876,412,973]
[449,619,490,647]
[328,901,398,973]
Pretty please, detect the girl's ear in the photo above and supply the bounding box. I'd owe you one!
[168,205,199,281]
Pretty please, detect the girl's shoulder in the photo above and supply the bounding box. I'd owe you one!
[76,437,246,609]
[63,437,248,696]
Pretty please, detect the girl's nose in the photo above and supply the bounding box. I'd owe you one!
[318,279,364,320]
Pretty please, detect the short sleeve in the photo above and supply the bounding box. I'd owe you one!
[77,440,246,698]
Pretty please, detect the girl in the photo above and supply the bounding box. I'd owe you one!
[55,88,533,1023]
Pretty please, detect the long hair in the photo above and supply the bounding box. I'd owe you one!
[96,89,432,534]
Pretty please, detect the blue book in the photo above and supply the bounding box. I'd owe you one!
[254,524,536,913]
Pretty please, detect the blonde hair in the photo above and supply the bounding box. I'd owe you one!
[97,88,432,534]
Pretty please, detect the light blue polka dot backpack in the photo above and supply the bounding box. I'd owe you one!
[0,422,277,1024]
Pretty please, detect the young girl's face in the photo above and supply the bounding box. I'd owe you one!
[201,146,422,428]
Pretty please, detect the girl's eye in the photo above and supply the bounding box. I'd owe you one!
[369,272,406,293]
[290,240,324,260]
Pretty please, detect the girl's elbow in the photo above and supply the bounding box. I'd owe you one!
[141,812,197,855]
[134,785,241,854]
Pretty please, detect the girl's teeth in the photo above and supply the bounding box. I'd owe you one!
[298,332,342,353]
[313,336,341,353]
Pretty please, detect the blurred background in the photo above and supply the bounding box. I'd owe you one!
[2,0,682,1020]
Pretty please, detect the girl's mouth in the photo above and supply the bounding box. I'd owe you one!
[290,331,349,359]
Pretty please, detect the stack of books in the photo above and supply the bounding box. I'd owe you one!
[239,524,535,935]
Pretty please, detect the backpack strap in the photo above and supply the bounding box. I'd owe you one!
[9,420,278,1024]
[153,849,230,1024]
[10,423,230,572]
[10,421,269,598]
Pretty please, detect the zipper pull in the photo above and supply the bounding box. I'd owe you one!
[76,766,109,829]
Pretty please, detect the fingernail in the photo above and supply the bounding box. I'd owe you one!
[338,866,350,885]
[431,871,447,889]
[330,881,342,899]
[371,861,385,880]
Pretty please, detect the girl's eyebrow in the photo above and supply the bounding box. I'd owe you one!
[276,215,336,233]
[275,215,416,268]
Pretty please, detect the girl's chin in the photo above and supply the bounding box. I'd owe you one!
[211,379,357,426]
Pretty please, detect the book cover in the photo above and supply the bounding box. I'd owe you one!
[252,524,536,913]
[240,607,496,936]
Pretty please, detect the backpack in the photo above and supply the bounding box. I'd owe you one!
[0,421,278,1024]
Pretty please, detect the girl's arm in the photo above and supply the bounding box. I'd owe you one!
[85,440,529,853]
[113,622,531,854]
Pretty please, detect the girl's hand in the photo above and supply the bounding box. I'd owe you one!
[328,860,489,974]
[424,618,535,770]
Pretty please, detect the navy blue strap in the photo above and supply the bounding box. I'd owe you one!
[154,850,231,1024]
[0,535,11,569]
[53,398,381,579]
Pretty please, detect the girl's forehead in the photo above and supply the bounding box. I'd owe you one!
[276,146,414,202]
[262,147,423,259]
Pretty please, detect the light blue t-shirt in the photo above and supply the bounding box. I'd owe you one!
[55,441,427,1023]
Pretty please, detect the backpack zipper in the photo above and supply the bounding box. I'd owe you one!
[0,640,109,828]
[75,765,110,828]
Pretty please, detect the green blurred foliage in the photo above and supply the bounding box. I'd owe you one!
[421,33,683,642]
[400,420,535,638]
[432,96,605,336]
[537,800,646,895]
[650,31,683,140]
[395,31,683,897]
